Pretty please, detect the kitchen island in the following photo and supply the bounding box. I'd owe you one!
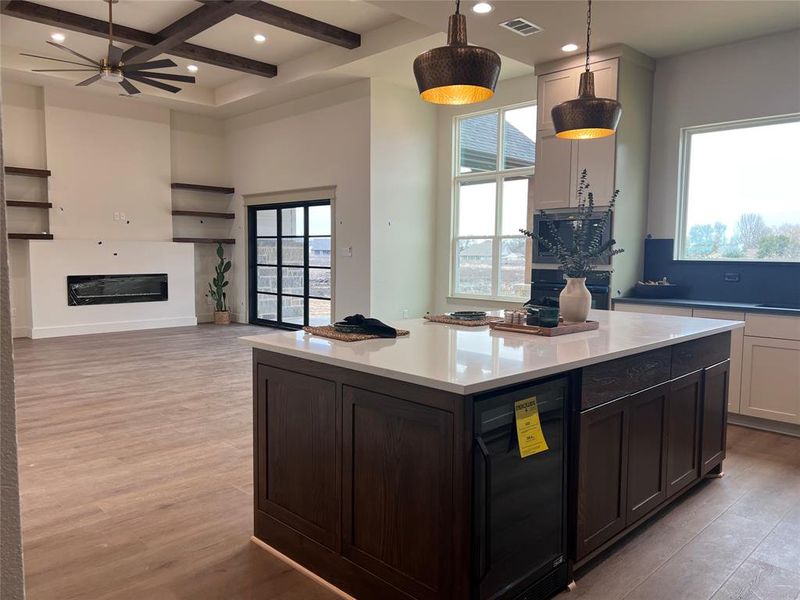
[241,310,743,600]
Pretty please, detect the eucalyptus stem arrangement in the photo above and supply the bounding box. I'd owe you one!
[520,170,624,278]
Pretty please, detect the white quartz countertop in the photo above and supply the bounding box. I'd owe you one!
[240,310,744,395]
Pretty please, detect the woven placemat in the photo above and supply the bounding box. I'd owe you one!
[303,325,410,342]
[424,314,503,327]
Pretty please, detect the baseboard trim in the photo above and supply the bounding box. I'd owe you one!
[30,316,198,339]
[250,536,354,600]
[12,326,32,339]
[728,413,800,438]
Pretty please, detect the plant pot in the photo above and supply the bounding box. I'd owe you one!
[559,277,591,323]
[214,310,231,325]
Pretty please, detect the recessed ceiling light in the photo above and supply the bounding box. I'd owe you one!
[187,64,199,73]
[253,33,267,43]
[472,2,494,14]
[50,32,66,43]
[561,43,579,52]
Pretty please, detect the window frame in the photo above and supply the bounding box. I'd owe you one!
[675,113,800,263]
[450,101,536,301]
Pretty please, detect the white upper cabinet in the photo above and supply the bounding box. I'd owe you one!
[537,70,577,132]
[532,132,574,210]
[574,136,616,207]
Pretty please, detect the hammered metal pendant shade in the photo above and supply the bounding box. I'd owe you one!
[413,12,501,105]
[551,67,622,139]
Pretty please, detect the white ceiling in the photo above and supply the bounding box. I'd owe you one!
[1,0,797,116]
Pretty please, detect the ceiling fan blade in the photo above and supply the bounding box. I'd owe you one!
[125,73,181,94]
[107,44,123,66]
[124,59,177,71]
[123,71,195,83]
[76,74,103,86]
[119,79,141,95]
[20,52,96,68]
[46,41,100,66]
[32,68,99,72]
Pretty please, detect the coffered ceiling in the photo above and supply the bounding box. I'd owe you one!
[1,0,797,117]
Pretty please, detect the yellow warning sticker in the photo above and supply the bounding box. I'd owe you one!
[514,396,549,458]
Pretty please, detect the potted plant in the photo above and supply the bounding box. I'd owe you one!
[208,243,232,325]
[520,170,624,323]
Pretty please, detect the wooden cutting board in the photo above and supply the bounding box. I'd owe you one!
[489,320,600,337]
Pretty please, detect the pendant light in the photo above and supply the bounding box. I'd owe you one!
[551,0,622,139]
[413,0,501,105]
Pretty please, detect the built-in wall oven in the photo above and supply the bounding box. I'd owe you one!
[473,376,570,600]
[530,269,610,310]
[532,209,613,265]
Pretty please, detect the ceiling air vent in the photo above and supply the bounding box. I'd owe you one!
[499,17,543,37]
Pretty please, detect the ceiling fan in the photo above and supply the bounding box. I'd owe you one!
[21,0,195,95]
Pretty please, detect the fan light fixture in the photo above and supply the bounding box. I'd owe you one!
[413,0,501,105]
[551,0,621,139]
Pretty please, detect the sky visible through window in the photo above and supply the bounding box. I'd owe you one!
[682,118,800,261]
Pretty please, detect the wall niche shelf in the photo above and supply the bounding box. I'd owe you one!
[5,166,51,178]
[173,237,235,245]
[8,233,54,240]
[7,201,53,209]
[170,183,234,195]
[171,210,235,219]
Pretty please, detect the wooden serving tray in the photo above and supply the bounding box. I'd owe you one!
[489,320,600,337]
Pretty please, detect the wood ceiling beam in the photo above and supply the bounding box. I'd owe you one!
[1,0,277,77]
[122,0,260,65]
[197,0,361,49]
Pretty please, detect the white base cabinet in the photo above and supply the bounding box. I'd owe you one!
[614,303,800,423]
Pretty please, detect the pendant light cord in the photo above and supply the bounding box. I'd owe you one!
[108,0,113,46]
[585,0,592,72]
[455,0,461,14]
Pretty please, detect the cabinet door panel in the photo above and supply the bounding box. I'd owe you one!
[538,70,576,131]
[590,59,619,100]
[740,337,800,424]
[626,383,668,525]
[256,365,338,549]
[531,132,573,210]
[574,136,616,207]
[693,310,744,413]
[342,386,454,600]
[577,399,628,559]
[701,360,729,474]
[666,371,702,498]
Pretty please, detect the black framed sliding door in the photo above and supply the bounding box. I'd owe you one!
[248,200,332,329]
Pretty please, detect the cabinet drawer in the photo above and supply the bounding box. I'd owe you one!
[614,303,693,317]
[671,332,731,378]
[745,313,800,341]
[581,346,671,410]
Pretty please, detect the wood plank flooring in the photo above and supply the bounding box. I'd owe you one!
[12,325,800,600]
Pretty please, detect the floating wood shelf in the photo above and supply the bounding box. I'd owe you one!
[5,166,51,178]
[8,233,54,240]
[173,237,235,244]
[171,210,235,219]
[7,201,53,209]
[171,183,235,195]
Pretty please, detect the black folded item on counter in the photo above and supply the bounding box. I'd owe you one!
[339,314,398,338]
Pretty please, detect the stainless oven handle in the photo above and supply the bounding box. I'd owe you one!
[476,436,492,582]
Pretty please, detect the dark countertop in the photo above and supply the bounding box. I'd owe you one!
[612,296,800,317]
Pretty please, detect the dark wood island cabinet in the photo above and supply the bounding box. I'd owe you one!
[243,312,741,600]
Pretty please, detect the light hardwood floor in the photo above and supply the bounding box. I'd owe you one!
[13,325,800,600]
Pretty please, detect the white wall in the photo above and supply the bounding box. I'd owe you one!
[225,81,371,321]
[2,80,46,336]
[648,29,800,237]
[369,79,437,319]
[170,112,234,322]
[433,74,537,314]
[44,87,173,241]
[28,240,196,338]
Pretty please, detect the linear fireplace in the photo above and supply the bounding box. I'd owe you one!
[67,274,168,306]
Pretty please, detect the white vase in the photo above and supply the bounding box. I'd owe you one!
[559,277,591,323]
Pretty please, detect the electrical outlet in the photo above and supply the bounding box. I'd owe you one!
[10,307,17,318]
[402,309,409,319]
[724,272,740,283]
[340,246,353,257]
[113,212,120,221]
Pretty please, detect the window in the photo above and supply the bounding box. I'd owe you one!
[452,103,536,299]
[248,200,332,329]
[677,114,800,262]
